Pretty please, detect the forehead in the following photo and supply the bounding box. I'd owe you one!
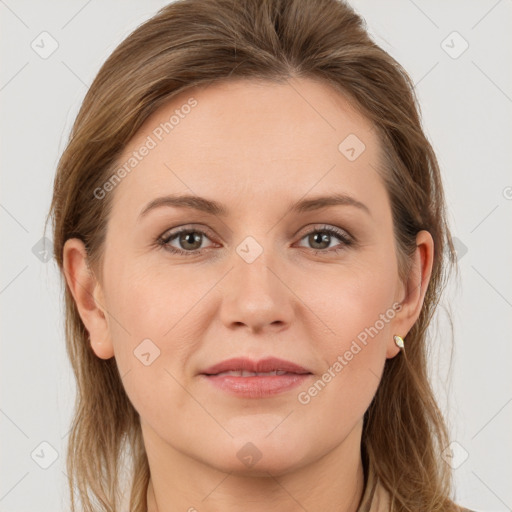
[108,77,383,221]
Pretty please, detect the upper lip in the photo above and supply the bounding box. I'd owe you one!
[200,357,311,375]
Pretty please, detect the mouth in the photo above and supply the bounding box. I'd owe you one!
[199,357,313,398]
[211,370,292,377]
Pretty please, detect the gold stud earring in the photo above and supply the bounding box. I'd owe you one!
[393,335,405,349]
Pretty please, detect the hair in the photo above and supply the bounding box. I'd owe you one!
[45,0,461,510]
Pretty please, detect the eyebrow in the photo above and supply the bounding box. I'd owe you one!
[138,192,371,220]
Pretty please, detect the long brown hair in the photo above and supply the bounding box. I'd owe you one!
[45,0,460,510]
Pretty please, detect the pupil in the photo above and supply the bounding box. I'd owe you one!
[181,232,201,249]
[312,232,329,249]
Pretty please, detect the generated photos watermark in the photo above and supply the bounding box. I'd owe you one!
[93,97,198,200]
[297,301,402,405]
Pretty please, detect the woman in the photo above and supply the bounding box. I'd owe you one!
[45,0,475,510]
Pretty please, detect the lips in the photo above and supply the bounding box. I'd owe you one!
[200,357,311,376]
[199,357,312,398]
[214,370,289,377]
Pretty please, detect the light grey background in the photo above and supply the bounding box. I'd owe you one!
[1,1,511,511]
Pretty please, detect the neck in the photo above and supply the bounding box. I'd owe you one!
[145,421,365,512]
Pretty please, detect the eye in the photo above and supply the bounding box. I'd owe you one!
[296,225,353,255]
[157,226,217,256]
[156,224,353,257]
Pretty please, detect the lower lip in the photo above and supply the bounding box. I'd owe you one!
[201,373,311,398]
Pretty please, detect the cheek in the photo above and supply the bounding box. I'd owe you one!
[304,250,398,340]
[101,280,192,424]
[296,275,394,430]
[105,255,209,341]
[101,259,211,404]
[298,251,397,393]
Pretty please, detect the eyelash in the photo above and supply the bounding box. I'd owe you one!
[156,224,354,257]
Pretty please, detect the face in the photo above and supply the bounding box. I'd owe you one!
[74,77,420,476]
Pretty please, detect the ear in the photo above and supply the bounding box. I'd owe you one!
[62,238,114,359]
[386,230,434,358]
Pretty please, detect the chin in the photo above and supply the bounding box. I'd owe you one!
[202,432,311,477]
[212,452,308,478]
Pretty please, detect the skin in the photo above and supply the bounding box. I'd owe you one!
[63,77,433,512]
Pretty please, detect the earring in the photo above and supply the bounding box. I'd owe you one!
[393,335,405,349]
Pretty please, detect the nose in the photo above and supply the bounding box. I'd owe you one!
[219,249,295,335]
